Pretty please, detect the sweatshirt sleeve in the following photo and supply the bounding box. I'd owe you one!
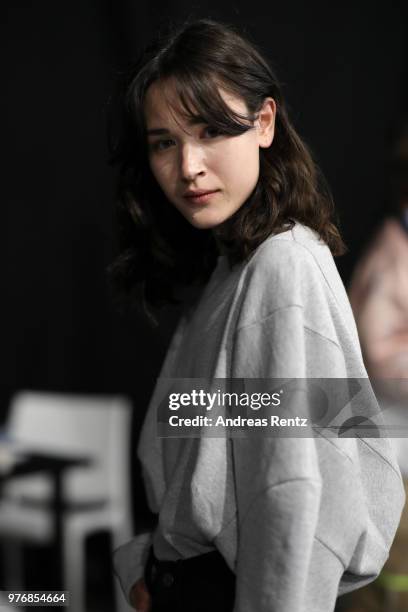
[231,303,347,380]
[113,531,152,605]
[233,471,327,612]
[230,307,349,612]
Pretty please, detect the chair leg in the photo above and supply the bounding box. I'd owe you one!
[1,539,24,589]
[62,528,86,612]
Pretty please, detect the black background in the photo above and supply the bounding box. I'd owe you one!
[1,0,407,406]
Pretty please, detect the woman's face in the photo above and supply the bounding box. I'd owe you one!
[144,78,275,229]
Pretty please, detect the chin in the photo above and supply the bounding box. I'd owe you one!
[187,217,227,230]
[185,210,230,230]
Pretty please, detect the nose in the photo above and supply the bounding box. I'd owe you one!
[180,142,206,182]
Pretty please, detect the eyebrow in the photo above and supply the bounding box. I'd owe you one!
[146,116,208,137]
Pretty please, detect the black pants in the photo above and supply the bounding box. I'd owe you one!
[144,546,236,612]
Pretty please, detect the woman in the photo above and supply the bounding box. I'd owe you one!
[112,18,404,612]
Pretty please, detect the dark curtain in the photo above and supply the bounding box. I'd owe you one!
[1,0,407,402]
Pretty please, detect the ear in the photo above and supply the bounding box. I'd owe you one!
[256,97,276,148]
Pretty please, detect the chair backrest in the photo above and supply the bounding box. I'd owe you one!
[5,391,133,510]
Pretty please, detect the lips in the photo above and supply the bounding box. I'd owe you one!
[183,189,219,198]
[182,189,220,206]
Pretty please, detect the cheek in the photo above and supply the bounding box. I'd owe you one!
[218,140,260,190]
[149,158,173,193]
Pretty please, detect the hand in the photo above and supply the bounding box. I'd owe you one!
[130,577,151,611]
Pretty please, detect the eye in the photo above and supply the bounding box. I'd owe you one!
[150,138,175,152]
[203,126,222,138]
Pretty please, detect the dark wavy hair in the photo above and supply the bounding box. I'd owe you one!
[109,18,346,311]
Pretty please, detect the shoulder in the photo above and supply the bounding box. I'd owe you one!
[234,223,336,328]
[251,223,328,268]
[243,223,331,293]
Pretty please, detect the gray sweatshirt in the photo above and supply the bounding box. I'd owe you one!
[114,224,405,611]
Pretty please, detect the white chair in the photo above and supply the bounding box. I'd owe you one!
[0,592,13,611]
[0,391,135,612]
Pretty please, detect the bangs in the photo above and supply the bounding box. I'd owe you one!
[160,69,256,137]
